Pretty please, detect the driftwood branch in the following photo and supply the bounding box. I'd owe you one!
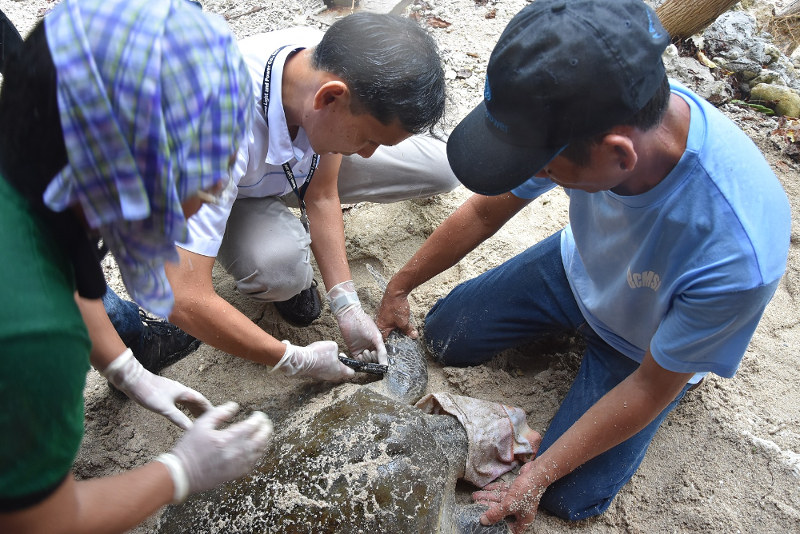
[778,1,800,17]
[656,0,739,41]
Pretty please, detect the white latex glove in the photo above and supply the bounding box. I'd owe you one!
[271,340,355,382]
[102,348,213,430]
[326,280,388,365]
[156,401,273,503]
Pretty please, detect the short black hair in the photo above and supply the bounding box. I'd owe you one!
[312,13,446,135]
[0,20,67,195]
[559,74,671,166]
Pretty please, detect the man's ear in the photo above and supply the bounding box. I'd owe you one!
[313,80,349,110]
[602,131,637,172]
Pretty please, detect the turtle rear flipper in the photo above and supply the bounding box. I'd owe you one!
[454,503,512,534]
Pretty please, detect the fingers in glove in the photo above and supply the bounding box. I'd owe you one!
[175,390,213,419]
[223,411,274,458]
[374,342,388,366]
[198,401,239,430]
[335,362,356,381]
[251,413,274,445]
[352,349,378,363]
[162,406,194,430]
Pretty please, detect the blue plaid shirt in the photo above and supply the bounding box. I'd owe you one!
[43,0,253,316]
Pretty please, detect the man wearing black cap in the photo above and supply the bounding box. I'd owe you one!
[376,0,790,531]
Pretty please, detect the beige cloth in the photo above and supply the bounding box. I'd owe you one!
[415,392,541,488]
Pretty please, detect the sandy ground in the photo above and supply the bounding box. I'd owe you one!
[2,0,799,532]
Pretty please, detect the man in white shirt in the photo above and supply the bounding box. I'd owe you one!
[119,12,455,381]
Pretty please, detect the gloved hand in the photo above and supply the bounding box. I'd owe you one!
[272,340,355,382]
[326,280,388,365]
[102,348,212,430]
[156,401,273,503]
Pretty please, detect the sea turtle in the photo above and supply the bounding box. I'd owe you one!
[155,267,514,534]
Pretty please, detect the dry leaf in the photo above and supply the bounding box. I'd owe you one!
[428,16,452,28]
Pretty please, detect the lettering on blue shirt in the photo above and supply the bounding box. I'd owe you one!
[627,268,661,291]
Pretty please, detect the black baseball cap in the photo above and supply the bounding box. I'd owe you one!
[447,0,670,196]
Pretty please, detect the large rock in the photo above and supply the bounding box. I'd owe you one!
[750,83,800,118]
[702,11,800,92]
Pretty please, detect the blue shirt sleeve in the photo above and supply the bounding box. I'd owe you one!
[510,177,557,199]
[650,280,780,377]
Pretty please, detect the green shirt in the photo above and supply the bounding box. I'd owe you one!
[0,175,90,508]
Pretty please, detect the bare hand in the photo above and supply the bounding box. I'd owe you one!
[376,287,417,340]
[472,461,547,534]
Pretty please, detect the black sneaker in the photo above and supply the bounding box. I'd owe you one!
[131,311,201,373]
[274,279,322,327]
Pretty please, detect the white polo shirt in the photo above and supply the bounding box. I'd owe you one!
[179,27,324,257]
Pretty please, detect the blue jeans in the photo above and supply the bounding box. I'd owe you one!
[424,231,691,521]
[102,286,143,350]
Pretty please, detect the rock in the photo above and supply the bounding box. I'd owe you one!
[663,45,732,104]
[703,11,758,61]
[700,10,800,94]
[751,69,789,87]
[750,83,800,118]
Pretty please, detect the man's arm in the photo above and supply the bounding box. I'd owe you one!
[304,153,352,290]
[1,403,272,534]
[0,464,174,534]
[165,248,287,366]
[304,154,387,363]
[166,227,354,381]
[76,294,212,429]
[376,192,532,338]
[476,351,693,533]
[75,294,128,369]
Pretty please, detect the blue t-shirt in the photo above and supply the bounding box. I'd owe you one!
[512,81,790,378]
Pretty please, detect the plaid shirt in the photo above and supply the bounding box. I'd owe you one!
[43,0,253,316]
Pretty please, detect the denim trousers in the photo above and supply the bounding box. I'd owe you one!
[102,286,143,349]
[424,231,691,520]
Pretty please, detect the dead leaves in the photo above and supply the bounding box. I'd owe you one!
[411,0,497,28]
[427,16,452,28]
[772,116,800,162]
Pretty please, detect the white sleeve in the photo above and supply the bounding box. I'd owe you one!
[177,141,249,257]
[178,196,235,257]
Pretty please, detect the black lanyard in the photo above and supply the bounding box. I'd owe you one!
[261,45,320,232]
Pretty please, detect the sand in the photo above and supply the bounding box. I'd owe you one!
[2,0,799,532]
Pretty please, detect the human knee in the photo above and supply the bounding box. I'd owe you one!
[235,269,311,302]
[423,304,489,367]
[231,251,312,302]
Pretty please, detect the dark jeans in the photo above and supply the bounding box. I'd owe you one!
[424,231,691,520]
[102,286,143,350]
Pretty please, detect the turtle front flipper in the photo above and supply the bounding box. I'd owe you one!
[453,503,511,534]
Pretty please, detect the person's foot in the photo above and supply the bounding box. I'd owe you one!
[274,280,322,327]
[131,311,201,373]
